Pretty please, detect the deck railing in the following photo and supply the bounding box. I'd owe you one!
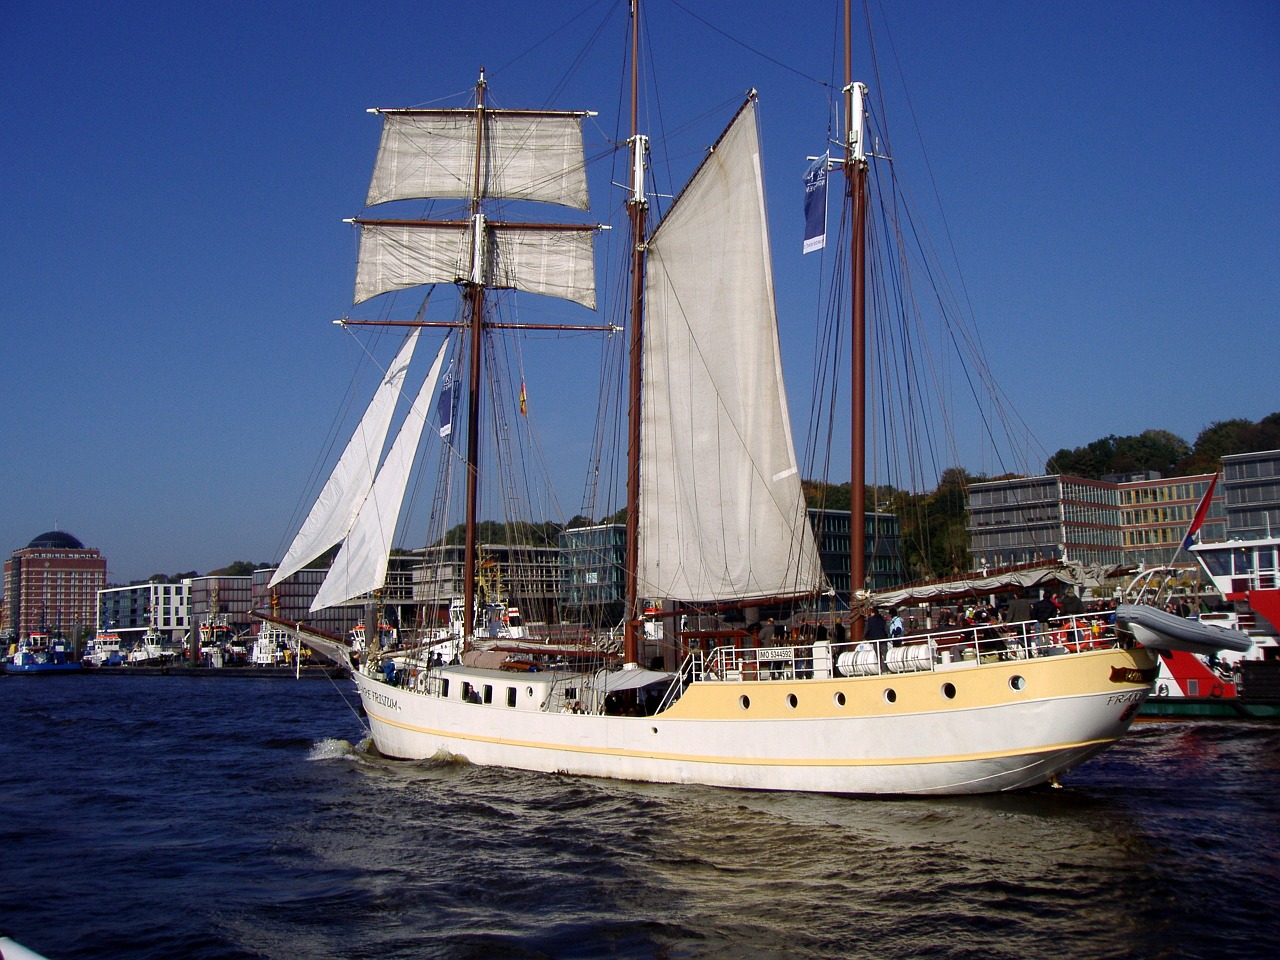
[685,612,1122,686]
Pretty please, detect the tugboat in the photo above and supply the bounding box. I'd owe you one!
[5,632,83,675]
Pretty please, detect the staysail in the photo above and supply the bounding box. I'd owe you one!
[310,337,451,612]
[638,97,827,603]
[270,330,420,587]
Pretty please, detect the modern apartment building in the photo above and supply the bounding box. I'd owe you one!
[1221,449,1280,538]
[185,574,254,640]
[1118,472,1224,566]
[807,508,904,598]
[250,565,390,638]
[97,581,190,645]
[413,541,563,627]
[969,470,1230,571]
[968,475,1124,570]
[558,523,626,628]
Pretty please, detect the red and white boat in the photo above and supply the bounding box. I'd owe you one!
[1125,535,1280,718]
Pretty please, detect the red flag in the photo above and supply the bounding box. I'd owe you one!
[1182,474,1218,550]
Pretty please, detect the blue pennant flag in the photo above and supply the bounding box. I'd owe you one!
[435,360,457,442]
[803,153,829,254]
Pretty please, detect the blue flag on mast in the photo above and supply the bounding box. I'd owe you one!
[803,153,829,254]
[435,359,457,442]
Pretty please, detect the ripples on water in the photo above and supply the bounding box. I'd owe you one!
[1,676,1276,959]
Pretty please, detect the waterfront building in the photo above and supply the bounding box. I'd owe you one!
[969,470,1233,573]
[1116,471,1225,567]
[185,575,253,642]
[414,541,562,627]
[97,581,189,647]
[968,475,1124,570]
[558,523,626,627]
[807,508,904,601]
[2,530,107,641]
[1221,449,1280,539]
[554,511,904,627]
[251,565,390,639]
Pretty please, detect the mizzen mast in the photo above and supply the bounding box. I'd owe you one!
[842,0,870,635]
[622,0,648,668]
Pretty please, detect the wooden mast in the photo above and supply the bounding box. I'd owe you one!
[622,0,647,668]
[844,0,869,637]
[462,69,488,646]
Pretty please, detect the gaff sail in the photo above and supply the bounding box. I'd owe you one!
[638,98,827,603]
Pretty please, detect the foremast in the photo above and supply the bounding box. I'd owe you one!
[302,73,610,638]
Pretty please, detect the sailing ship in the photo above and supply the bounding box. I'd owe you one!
[267,1,1249,794]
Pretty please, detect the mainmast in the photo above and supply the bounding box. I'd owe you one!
[843,0,869,636]
[622,0,647,668]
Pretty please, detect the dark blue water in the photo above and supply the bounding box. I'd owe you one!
[1,675,1276,960]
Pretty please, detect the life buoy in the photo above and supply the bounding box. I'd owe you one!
[1156,682,1169,697]
[1210,682,1224,699]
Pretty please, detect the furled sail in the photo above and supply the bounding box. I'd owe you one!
[354,221,596,308]
[638,98,827,603]
[365,110,591,209]
[310,337,451,612]
[269,330,420,588]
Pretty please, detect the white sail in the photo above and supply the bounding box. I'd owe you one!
[638,98,827,603]
[366,110,591,209]
[354,221,596,309]
[310,338,451,612]
[270,330,420,588]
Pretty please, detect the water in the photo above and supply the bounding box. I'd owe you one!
[1,675,1276,960]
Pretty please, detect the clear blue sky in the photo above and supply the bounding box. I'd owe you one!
[2,0,1276,585]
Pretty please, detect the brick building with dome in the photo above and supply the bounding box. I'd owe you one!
[2,530,107,641]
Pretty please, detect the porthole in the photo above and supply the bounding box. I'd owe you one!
[1009,675,1026,692]
[941,682,957,700]
[833,691,847,707]
[739,694,751,710]
[884,688,897,704]
[786,693,799,709]
[526,686,534,697]
[651,726,658,735]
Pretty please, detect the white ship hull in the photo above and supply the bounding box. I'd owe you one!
[354,646,1156,796]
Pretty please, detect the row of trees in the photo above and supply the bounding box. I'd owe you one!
[1045,413,1280,480]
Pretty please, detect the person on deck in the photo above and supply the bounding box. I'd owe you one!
[865,608,889,670]
[864,608,888,640]
[1059,587,1084,615]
